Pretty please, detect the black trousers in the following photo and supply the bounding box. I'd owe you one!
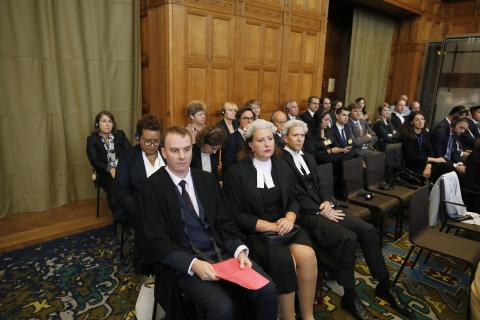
[299,213,389,288]
[176,261,278,320]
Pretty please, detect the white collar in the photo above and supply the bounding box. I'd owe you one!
[308,109,315,117]
[336,122,344,131]
[252,158,275,189]
[142,151,165,178]
[165,166,193,187]
[283,146,310,176]
[446,117,451,124]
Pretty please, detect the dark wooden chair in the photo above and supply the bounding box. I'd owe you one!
[365,152,418,239]
[393,185,480,319]
[342,157,401,243]
[317,163,371,221]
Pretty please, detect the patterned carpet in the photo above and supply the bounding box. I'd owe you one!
[0,226,471,320]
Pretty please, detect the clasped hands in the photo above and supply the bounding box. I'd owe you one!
[319,201,345,222]
[191,250,252,281]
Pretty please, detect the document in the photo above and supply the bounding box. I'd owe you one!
[212,258,269,290]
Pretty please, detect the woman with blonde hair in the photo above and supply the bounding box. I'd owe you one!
[223,119,317,320]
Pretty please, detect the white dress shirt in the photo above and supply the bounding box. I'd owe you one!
[201,152,212,173]
[393,111,405,124]
[142,151,165,178]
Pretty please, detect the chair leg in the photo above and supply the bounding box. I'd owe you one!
[379,214,384,244]
[454,228,460,236]
[423,251,433,265]
[120,222,125,260]
[411,248,424,269]
[393,245,415,285]
[96,184,100,218]
[446,225,452,234]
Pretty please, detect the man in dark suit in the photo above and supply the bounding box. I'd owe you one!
[390,99,407,132]
[137,126,277,320]
[284,99,299,120]
[280,120,415,319]
[329,107,356,155]
[461,105,480,150]
[223,107,254,169]
[347,103,379,159]
[271,110,287,149]
[300,96,320,126]
[431,115,471,173]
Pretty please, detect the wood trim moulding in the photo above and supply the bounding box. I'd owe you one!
[181,0,236,15]
[241,1,284,24]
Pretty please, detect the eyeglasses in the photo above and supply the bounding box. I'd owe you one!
[240,117,254,121]
[142,139,161,146]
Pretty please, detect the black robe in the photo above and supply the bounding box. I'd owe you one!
[137,167,244,319]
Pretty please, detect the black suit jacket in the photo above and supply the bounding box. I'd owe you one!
[431,126,463,163]
[86,130,132,174]
[115,145,148,216]
[191,144,219,179]
[137,167,244,319]
[373,120,398,152]
[390,113,404,132]
[216,119,238,136]
[223,157,300,234]
[281,151,329,215]
[468,118,480,139]
[300,110,314,126]
[330,124,355,149]
[223,130,245,168]
[402,132,433,175]
[138,167,244,271]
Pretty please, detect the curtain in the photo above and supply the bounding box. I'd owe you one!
[345,6,395,114]
[0,0,142,218]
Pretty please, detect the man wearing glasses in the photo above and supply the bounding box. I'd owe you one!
[300,96,320,126]
[115,115,166,270]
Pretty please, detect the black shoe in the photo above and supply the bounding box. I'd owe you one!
[375,287,415,319]
[341,298,379,320]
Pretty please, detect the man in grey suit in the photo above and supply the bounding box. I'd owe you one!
[347,102,379,159]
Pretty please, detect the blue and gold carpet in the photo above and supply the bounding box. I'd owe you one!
[0,226,471,319]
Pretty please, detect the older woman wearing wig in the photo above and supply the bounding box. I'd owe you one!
[223,119,317,320]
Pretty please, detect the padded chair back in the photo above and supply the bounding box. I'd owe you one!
[317,163,334,199]
[342,157,364,196]
[408,185,430,242]
[366,152,386,186]
[385,143,402,181]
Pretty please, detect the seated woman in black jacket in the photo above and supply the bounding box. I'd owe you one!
[224,119,317,320]
[373,104,399,151]
[86,110,131,218]
[401,112,453,182]
[304,110,354,164]
[191,125,226,181]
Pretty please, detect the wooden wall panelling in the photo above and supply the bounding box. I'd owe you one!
[234,0,284,118]
[171,5,235,126]
[280,0,327,109]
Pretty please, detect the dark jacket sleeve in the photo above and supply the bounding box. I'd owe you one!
[223,165,259,234]
[116,130,132,157]
[115,150,136,215]
[137,182,196,274]
[431,127,448,158]
[86,134,109,174]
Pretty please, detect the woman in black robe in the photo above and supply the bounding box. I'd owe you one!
[223,119,317,320]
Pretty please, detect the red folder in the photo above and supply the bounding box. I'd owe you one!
[212,258,269,290]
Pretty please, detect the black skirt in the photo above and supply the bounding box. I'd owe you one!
[246,227,311,294]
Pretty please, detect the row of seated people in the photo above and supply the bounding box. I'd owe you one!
[87,110,417,320]
[86,99,480,319]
